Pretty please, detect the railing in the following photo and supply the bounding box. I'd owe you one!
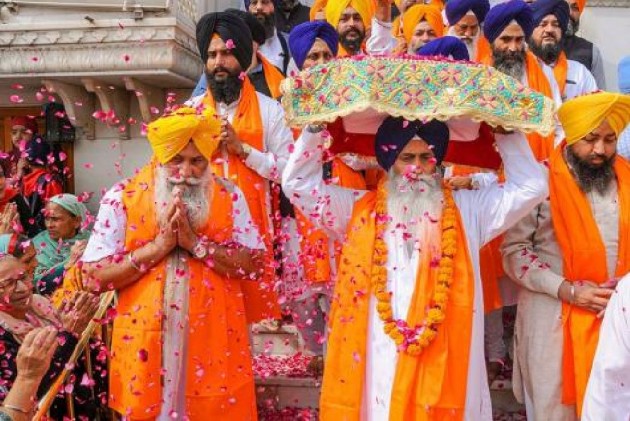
[587,0,630,7]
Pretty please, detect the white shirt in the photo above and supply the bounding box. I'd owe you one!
[549,58,598,101]
[282,128,548,420]
[259,29,287,73]
[582,275,630,421]
[366,17,398,56]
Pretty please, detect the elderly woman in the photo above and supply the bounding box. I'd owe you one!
[0,254,104,419]
[33,194,90,296]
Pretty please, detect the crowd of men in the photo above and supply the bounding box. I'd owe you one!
[1,0,630,420]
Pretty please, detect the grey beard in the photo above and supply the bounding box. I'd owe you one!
[529,40,562,65]
[154,166,210,232]
[566,147,616,195]
[492,48,526,81]
[386,169,444,230]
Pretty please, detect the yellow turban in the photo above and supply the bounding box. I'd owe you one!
[402,4,444,42]
[310,0,328,20]
[396,0,445,13]
[558,92,630,145]
[325,0,375,29]
[146,106,222,164]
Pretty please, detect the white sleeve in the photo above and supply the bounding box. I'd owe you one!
[82,185,127,263]
[230,184,265,250]
[366,17,397,55]
[453,132,548,246]
[582,277,630,420]
[244,96,294,183]
[541,62,563,108]
[471,172,499,188]
[580,64,599,94]
[281,128,366,241]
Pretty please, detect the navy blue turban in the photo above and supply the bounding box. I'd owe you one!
[375,117,450,171]
[445,0,490,26]
[417,36,470,61]
[196,12,253,70]
[530,0,570,34]
[244,0,278,8]
[289,21,339,70]
[225,8,266,46]
[483,0,535,44]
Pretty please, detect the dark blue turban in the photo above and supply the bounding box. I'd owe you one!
[530,0,570,34]
[225,8,266,46]
[196,12,253,69]
[25,137,52,167]
[445,0,490,25]
[289,21,339,70]
[375,117,450,171]
[483,0,535,44]
[244,0,278,8]
[417,36,470,61]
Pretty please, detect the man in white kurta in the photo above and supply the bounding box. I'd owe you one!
[528,0,597,102]
[282,117,547,419]
[582,274,630,421]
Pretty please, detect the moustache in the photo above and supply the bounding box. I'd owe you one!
[167,176,204,186]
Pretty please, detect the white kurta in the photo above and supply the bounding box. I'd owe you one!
[82,179,264,420]
[548,58,598,101]
[259,29,287,73]
[282,128,548,420]
[582,274,630,421]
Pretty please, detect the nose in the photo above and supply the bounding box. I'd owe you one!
[592,139,606,155]
[179,162,193,179]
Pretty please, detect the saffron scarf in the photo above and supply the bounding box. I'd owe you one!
[259,53,285,99]
[549,145,630,416]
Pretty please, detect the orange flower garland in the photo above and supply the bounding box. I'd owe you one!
[372,181,457,355]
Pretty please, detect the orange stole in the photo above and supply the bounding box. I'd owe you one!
[549,146,630,416]
[480,51,555,161]
[553,52,569,99]
[259,53,284,99]
[203,77,281,322]
[296,157,367,283]
[320,190,475,420]
[110,162,256,419]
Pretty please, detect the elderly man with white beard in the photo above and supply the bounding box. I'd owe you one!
[444,0,490,61]
[282,116,547,420]
[81,108,265,420]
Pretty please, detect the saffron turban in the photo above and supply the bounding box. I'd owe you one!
[289,21,339,70]
[196,12,253,69]
[558,92,630,145]
[225,8,266,45]
[325,0,374,29]
[483,0,534,44]
[418,36,470,60]
[146,107,222,165]
[402,4,444,43]
[310,0,328,20]
[575,0,586,13]
[375,116,450,171]
[11,116,38,133]
[531,0,570,34]
[619,56,630,94]
[445,0,490,26]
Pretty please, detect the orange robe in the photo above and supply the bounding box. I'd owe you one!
[202,77,281,322]
[109,162,256,419]
[549,145,630,416]
[320,188,475,420]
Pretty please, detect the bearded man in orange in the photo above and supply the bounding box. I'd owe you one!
[191,11,295,325]
[501,91,630,420]
[325,0,374,56]
[283,115,547,419]
[82,108,265,420]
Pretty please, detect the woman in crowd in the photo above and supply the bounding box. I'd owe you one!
[0,252,104,419]
[33,194,90,296]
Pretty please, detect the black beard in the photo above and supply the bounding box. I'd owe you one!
[529,39,562,65]
[339,29,365,54]
[206,68,243,104]
[566,17,579,36]
[566,146,616,195]
[280,0,297,12]
[492,47,526,80]
[255,12,276,39]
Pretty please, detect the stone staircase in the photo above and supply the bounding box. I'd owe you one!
[252,324,525,420]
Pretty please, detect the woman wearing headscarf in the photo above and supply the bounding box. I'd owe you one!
[32,194,90,296]
[0,252,102,419]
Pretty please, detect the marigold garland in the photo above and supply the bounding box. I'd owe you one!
[372,181,457,356]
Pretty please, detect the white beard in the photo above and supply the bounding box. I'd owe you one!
[386,169,444,254]
[447,26,479,60]
[154,165,210,231]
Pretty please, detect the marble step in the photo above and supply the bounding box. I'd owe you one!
[252,323,302,355]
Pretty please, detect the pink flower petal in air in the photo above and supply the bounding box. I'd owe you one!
[11,83,23,90]
[9,95,23,104]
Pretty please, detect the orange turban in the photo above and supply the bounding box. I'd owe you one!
[558,92,630,145]
[310,0,328,20]
[325,0,375,29]
[402,4,444,42]
[146,107,222,164]
[575,0,586,13]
